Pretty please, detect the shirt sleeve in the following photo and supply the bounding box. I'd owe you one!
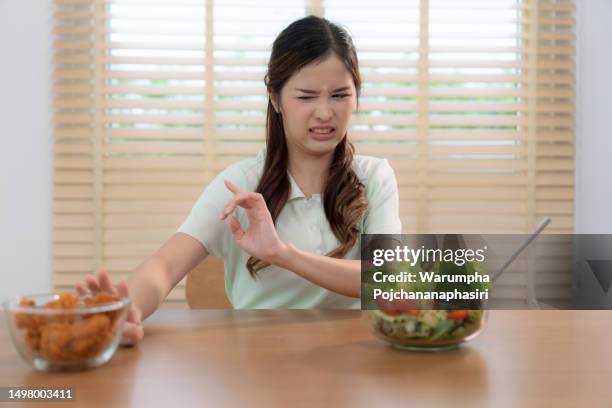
[176,163,248,258]
[362,159,403,234]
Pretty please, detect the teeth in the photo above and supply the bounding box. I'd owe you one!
[311,128,332,134]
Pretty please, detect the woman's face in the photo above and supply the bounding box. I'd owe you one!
[270,53,358,157]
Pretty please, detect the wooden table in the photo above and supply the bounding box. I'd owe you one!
[1,310,611,407]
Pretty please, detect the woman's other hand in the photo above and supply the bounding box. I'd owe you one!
[75,267,144,347]
[221,180,288,263]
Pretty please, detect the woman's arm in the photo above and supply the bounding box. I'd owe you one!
[128,232,209,319]
[271,159,401,298]
[270,244,360,298]
[221,180,361,298]
[78,232,209,345]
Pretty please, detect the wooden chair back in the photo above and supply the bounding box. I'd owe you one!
[185,256,232,309]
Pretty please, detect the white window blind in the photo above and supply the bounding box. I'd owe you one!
[52,0,575,308]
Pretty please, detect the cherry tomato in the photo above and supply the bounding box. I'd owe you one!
[402,310,419,315]
[447,310,468,320]
[383,310,402,316]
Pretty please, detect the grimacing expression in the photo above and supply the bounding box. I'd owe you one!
[270,53,358,156]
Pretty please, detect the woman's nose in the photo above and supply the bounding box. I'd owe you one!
[314,101,333,121]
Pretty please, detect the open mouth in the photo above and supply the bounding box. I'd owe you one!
[309,127,336,140]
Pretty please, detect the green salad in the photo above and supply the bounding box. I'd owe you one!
[363,242,491,347]
[370,309,484,344]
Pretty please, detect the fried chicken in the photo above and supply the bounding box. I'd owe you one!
[15,292,122,361]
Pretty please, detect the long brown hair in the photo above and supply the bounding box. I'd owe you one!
[247,16,367,277]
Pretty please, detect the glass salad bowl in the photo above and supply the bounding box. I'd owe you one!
[363,251,491,352]
[369,308,488,351]
[2,292,130,371]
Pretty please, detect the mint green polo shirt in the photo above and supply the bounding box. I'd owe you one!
[177,148,402,309]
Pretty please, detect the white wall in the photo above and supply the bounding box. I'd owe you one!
[0,0,54,302]
[0,0,610,302]
[575,0,612,234]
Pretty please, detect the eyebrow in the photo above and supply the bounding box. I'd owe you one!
[294,86,351,94]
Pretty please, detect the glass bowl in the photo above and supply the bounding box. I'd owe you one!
[369,309,488,351]
[2,293,130,371]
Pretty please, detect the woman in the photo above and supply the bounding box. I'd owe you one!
[76,16,401,345]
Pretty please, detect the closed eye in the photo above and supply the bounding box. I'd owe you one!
[298,95,350,100]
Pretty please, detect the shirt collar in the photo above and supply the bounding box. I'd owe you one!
[288,172,306,201]
[257,147,313,202]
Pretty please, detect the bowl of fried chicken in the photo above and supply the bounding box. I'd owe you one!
[2,292,130,371]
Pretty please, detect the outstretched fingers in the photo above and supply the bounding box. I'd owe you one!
[229,216,245,240]
[75,282,89,297]
[85,275,101,294]
[224,179,242,194]
[221,192,261,220]
[116,280,130,298]
[98,268,117,294]
[81,267,119,297]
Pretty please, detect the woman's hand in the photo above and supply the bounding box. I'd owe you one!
[221,180,288,263]
[75,267,144,347]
